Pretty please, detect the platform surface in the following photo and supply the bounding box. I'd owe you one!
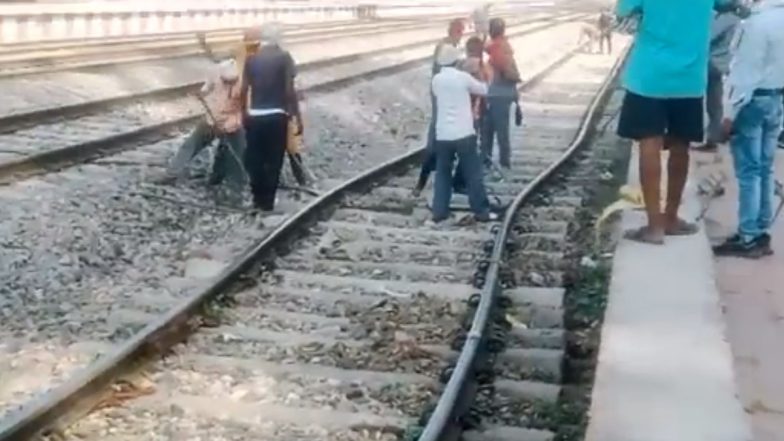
[585,147,752,441]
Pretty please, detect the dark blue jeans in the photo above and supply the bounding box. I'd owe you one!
[432,135,490,221]
[417,93,467,192]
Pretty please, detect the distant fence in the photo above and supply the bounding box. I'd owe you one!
[0,1,480,44]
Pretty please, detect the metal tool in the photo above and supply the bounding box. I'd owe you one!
[694,174,784,224]
[773,179,784,223]
[196,94,252,185]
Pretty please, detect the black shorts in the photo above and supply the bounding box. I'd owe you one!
[617,91,704,144]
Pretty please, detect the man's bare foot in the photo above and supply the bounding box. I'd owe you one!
[665,218,699,236]
[624,226,665,245]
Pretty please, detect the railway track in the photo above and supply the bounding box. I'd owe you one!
[0,8,549,78]
[0,13,586,185]
[0,16,464,77]
[0,34,630,441]
[0,22,598,427]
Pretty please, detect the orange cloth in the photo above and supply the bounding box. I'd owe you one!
[486,36,520,82]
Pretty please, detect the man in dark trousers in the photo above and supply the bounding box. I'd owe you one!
[240,23,302,212]
[713,0,784,257]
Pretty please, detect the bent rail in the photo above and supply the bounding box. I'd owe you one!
[416,45,631,441]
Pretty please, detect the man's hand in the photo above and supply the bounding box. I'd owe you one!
[721,118,734,142]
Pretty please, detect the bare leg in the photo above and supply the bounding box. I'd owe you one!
[664,137,699,235]
[627,137,665,244]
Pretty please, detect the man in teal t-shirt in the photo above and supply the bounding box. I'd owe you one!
[616,0,745,245]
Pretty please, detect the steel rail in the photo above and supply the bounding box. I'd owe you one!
[0,13,586,185]
[0,42,591,441]
[0,11,534,78]
[0,17,471,76]
[416,44,631,441]
[0,18,412,54]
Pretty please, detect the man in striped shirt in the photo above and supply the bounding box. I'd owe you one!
[714,0,784,257]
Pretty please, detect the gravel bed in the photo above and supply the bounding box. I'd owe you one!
[68,406,399,441]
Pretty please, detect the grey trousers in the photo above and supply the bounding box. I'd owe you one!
[705,64,724,144]
[169,120,247,197]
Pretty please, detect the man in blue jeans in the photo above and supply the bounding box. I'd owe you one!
[431,45,496,223]
[713,0,784,258]
[482,18,521,170]
[615,0,745,245]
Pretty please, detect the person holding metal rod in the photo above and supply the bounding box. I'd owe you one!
[165,58,247,205]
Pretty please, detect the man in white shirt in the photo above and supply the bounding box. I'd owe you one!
[472,3,491,40]
[714,0,784,257]
[431,45,496,223]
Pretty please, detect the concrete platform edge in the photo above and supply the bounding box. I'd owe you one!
[584,149,753,441]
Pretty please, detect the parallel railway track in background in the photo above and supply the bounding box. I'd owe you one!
[0,16,464,77]
[0,12,587,185]
[0,7,565,77]
[0,30,629,441]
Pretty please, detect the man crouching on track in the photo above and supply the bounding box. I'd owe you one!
[430,45,497,223]
[241,23,302,212]
[165,59,247,204]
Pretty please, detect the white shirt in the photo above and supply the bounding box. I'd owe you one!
[431,66,488,142]
[472,6,489,34]
[724,0,784,120]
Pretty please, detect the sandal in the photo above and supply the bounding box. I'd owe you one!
[665,218,699,236]
[624,226,664,245]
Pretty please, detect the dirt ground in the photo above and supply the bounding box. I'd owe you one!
[696,148,784,441]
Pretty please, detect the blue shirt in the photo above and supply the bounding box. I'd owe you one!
[617,0,737,98]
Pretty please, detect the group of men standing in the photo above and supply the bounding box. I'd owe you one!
[416,9,522,223]
[616,0,784,259]
[166,24,303,212]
